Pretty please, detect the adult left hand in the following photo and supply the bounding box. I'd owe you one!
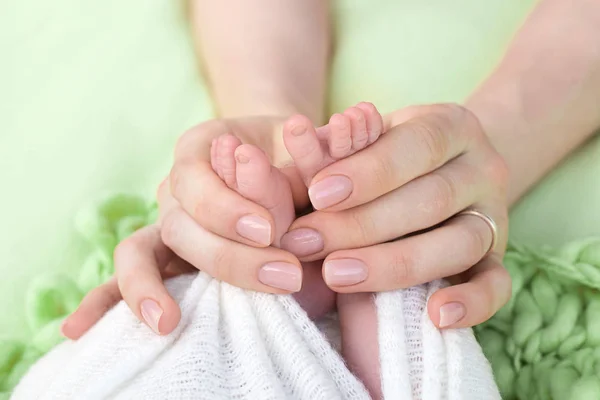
[280,103,511,329]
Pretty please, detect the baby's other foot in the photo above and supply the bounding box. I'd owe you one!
[211,135,337,318]
[283,102,384,187]
[211,134,294,246]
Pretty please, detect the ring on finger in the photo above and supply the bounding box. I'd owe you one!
[457,209,498,254]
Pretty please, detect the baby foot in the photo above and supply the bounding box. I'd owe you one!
[211,133,295,247]
[283,102,384,188]
[211,133,336,319]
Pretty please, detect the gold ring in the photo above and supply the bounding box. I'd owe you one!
[458,209,498,254]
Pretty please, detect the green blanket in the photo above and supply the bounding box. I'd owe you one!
[3,0,600,398]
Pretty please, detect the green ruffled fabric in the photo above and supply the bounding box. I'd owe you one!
[0,194,157,396]
[475,239,600,399]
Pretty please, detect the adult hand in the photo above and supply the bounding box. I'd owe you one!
[62,116,326,339]
[280,103,511,329]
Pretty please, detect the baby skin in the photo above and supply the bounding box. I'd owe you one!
[210,103,384,397]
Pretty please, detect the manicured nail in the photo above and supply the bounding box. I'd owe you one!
[290,125,306,136]
[141,299,163,334]
[281,228,324,257]
[439,302,466,328]
[309,175,353,209]
[236,215,271,245]
[323,259,368,286]
[259,262,302,292]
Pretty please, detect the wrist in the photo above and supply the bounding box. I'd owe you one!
[465,83,531,205]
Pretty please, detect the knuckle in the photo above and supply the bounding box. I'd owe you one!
[210,245,234,281]
[428,172,456,214]
[159,210,180,248]
[349,210,376,246]
[412,119,449,168]
[462,223,490,260]
[371,152,397,192]
[487,154,510,188]
[387,249,414,287]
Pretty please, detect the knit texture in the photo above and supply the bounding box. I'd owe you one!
[12,275,499,400]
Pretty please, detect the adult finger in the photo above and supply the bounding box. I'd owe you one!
[61,277,122,340]
[320,208,503,293]
[307,104,480,211]
[160,206,303,293]
[427,255,511,328]
[169,156,278,247]
[283,156,490,261]
[114,224,181,335]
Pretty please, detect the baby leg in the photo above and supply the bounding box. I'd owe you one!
[283,102,384,397]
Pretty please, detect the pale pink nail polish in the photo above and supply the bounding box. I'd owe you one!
[281,228,324,257]
[438,302,466,328]
[141,299,163,334]
[308,176,353,209]
[324,259,368,286]
[236,215,272,245]
[259,262,302,292]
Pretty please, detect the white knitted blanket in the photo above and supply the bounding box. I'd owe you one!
[12,273,500,399]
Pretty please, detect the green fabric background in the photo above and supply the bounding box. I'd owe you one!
[3,0,597,345]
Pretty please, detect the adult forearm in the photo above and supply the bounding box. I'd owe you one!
[467,0,600,205]
[190,0,330,124]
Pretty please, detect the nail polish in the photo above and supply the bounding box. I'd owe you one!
[309,175,353,209]
[323,259,368,286]
[236,215,272,246]
[439,302,466,328]
[259,262,302,292]
[141,299,163,334]
[281,228,324,257]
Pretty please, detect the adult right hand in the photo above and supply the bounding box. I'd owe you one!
[62,116,327,338]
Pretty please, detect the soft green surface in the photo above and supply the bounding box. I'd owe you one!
[476,240,600,400]
[2,0,213,338]
[3,0,600,396]
[510,134,600,247]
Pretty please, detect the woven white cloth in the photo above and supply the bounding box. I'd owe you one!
[12,273,500,400]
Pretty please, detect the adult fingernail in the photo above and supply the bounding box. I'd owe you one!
[439,302,466,328]
[259,262,302,292]
[309,175,353,209]
[236,215,272,246]
[281,228,324,257]
[324,259,368,286]
[141,299,163,334]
